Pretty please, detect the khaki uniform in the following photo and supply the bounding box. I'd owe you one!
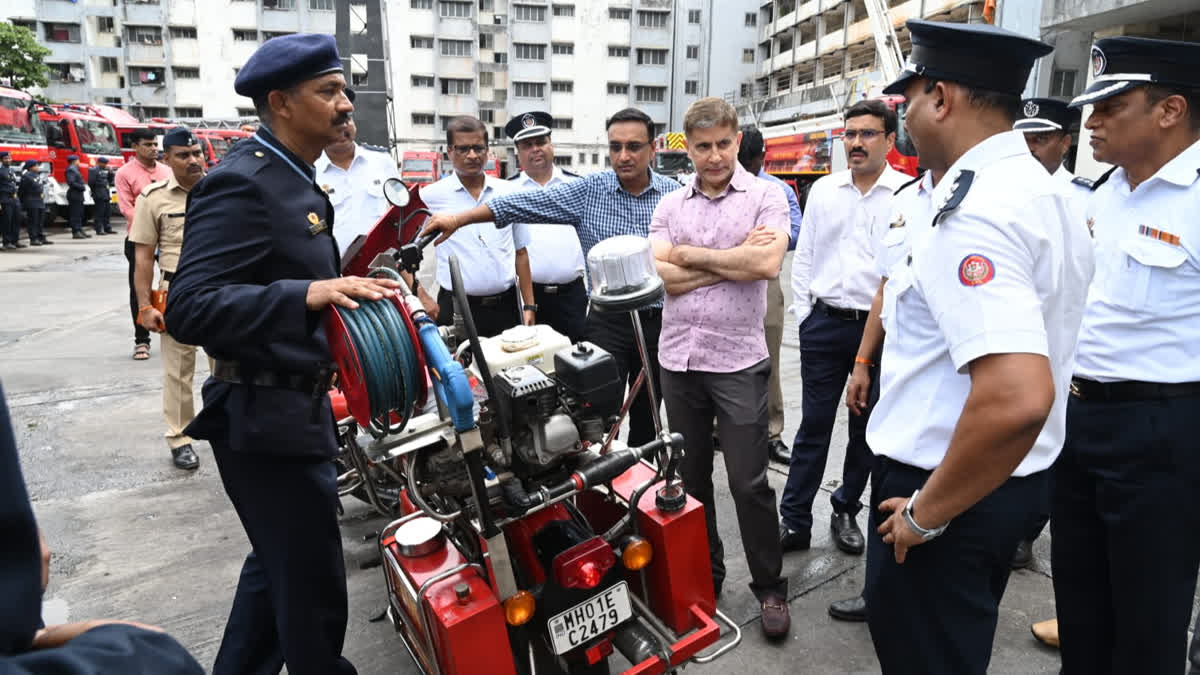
[128,177,211,449]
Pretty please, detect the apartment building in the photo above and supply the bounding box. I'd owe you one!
[386,0,758,174]
[2,0,339,120]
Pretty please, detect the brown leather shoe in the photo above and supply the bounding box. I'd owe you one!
[1031,618,1059,648]
[760,594,790,640]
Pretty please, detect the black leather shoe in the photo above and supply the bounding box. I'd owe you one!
[12,241,26,248]
[72,232,87,239]
[760,594,790,640]
[779,523,810,552]
[768,439,791,464]
[38,238,53,245]
[828,595,867,622]
[171,444,199,470]
[1011,539,1033,569]
[831,512,865,555]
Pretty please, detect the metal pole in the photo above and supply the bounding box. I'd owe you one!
[629,310,663,435]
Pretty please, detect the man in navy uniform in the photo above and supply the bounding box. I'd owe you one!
[88,156,114,235]
[864,21,1093,674]
[64,155,89,239]
[0,151,22,250]
[503,111,589,341]
[1052,37,1200,675]
[166,33,399,675]
[18,161,49,247]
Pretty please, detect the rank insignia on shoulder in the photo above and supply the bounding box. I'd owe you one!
[307,211,328,236]
[933,170,974,226]
[1071,176,1095,189]
[890,214,906,229]
[958,253,995,287]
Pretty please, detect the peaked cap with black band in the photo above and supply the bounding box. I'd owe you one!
[504,111,553,143]
[234,33,345,100]
[1014,97,1080,133]
[1070,36,1200,108]
[882,20,1053,97]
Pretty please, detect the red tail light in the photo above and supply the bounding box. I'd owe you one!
[553,537,616,590]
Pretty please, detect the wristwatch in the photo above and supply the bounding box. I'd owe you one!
[901,489,948,541]
[523,304,538,313]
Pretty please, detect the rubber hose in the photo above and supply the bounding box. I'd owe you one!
[333,295,421,437]
[448,254,511,442]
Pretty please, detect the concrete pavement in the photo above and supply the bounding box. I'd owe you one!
[1,225,1070,673]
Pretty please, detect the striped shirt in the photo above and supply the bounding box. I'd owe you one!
[488,169,682,306]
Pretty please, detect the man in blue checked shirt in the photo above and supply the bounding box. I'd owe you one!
[422,107,681,446]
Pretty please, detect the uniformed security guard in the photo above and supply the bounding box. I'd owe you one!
[165,33,396,675]
[1010,95,1092,570]
[863,21,1094,674]
[17,160,50,247]
[88,156,114,235]
[503,111,588,341]
[130,127,208,471]
[1051,37,1200,675]
[64,155,89,239]
[0,151,22,250]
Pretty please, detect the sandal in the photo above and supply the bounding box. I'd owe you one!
[133,343,151,361]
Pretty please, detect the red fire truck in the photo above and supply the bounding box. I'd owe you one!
[0,87,51,172]
[401,150,440,185]
[36,104,125,222]
[194,128,253,165]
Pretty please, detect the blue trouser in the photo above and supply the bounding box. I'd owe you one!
[0,197,17,244]
[92,197,110,233]
[67,195,84,233]
[1052,391,1200,675]
[779,308,875,533]
[23,206,43,241]
[210,439,357,675]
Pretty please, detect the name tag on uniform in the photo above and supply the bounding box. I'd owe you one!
[307,211,328,236]
[889,214,906,229]
[166,212,185,219]
[1138,225,1180,246]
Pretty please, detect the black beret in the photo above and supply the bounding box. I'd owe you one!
[96,156,109,164]
[504,111,553,142]
[234,33,344,100]
[0,151,9,159]
[23,159,37,169]
[883,20,1052,97]
[66,154,79,161]
[1070,36,1200,108]
[1014,98,1079,133]
[162,126,198,149]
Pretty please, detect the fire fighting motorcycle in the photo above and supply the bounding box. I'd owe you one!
[321,178,743,674]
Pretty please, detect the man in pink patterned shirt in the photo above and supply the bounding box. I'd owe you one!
[114,129,170,360]
[649,97,791,640]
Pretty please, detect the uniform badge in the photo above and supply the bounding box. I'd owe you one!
[958,254,995,287]
[522,114,535,128]
[889,214,906,229]
[320,183,333,194]
[254,151,265,158]
[1023,101,1039,118]
[1091,45,1106,77]
[307,211,328,236]
[1086,217,1095,237]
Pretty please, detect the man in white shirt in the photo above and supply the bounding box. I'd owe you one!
[503,111,587,341]
[863,20,1093,674]
[780,100,910,558]
[421,116,532,337]
[1015,97,1094,202]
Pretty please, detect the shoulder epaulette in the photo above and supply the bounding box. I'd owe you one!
[1090,166,1117,192]
[360,143,389,153]
[1071,176,1095,190]
[562,169,581,178]
[894,172,923,196]
[507,173,522,181]
[932,170,974,226]
[140,179,169,197]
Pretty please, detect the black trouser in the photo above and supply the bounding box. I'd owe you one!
[584,308,662,447]
[92,197,110,233]
[0,197,17,244]
[23,206,43,242]
[436,285,520,339]
[1051,391,1200,675]
[210,440,356,675]
[533,277,587,343]
[865,458,1047,675]
[662,359,786,601]
[67,195,84,233]
[125,238,151,346]
[780,307,874,533]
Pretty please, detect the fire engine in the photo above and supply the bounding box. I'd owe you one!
[0,87,52,186]
[401,150,440,185]
[36,104,125,222]
[652,133,693,182]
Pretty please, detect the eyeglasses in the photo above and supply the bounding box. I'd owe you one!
[608,141,648,154]
[841,130,885,141]
[451,144,488,156]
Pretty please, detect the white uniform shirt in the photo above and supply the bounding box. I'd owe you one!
[1074,138,1200,383]
[315,144,400,256]
[510,168,586,284]
[422,172,522,295]
[872,171,935,281]
[866,131,1095,476]
[1053,164,1094,203]
[791,165,911,323]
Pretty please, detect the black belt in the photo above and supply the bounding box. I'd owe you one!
[1069,377,1200,402]
[534,277,583,295]
[212,360,334,395]
[439,286,515,307]
[815,299,868,321]
[162,271,175,282]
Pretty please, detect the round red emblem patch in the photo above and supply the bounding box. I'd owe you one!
[958,254,995,287]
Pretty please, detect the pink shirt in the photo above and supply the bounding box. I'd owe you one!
[115,159,171,232]
[649,164,789,373]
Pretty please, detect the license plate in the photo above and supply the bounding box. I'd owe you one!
[546,582,632,655]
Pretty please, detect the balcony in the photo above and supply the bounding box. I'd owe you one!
[167,1,197,26]
[123,2,165,26]
[36,2,84,23]
[127,43,167,63]
[436,95,478,117]
[260,8,301,32]
[46,82,88,102]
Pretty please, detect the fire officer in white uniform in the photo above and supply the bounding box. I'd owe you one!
[861,20,1094,674]
[1051,36,1200,675]
[504,111,588,342]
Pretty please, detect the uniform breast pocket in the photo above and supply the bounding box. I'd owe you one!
[881,267,913,337]
[1101,236,1192,311]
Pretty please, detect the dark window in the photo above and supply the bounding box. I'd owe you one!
[411,36,434,48]
[412,112,435,125]
[608,45,629,58]
[169,26,197,39]
[480,33,494,49]
[411,0,432,7]
[45,22,82,43]
[310,0,335,9]
[554,155,572,166]
[175,106,203,117]
[745,12,756,27]
[97,17,115,33]
[47,63,85,83]
[513,4,546,21]
[551,80,573,92]
[552,42,574,55]
[635,85,665,103]
[608,8,630,20]
[636,49,667,66]
[552,118,572,129]
[637,11,669,28]
[439,1,472,17]
[233,29,258,41]
[441,78,472,95]
[688,9,701,23]
[100,57,120,73]
[441,39,472,56]
[552,4,574,16]
[686,45,699,59]
[514,43,546,60]
[129,66,166,85]
[411,75,435,87]
[479,71,494,86]
[607,82,628,95]
[514,81,545,98]
[351,71,368,86]
[685,80,698,95]
[173,66,200,79]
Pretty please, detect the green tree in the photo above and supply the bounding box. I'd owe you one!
[0,22,51,90]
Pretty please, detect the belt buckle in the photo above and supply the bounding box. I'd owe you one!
[544,284,559,294]
[1069,380,1082,399]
